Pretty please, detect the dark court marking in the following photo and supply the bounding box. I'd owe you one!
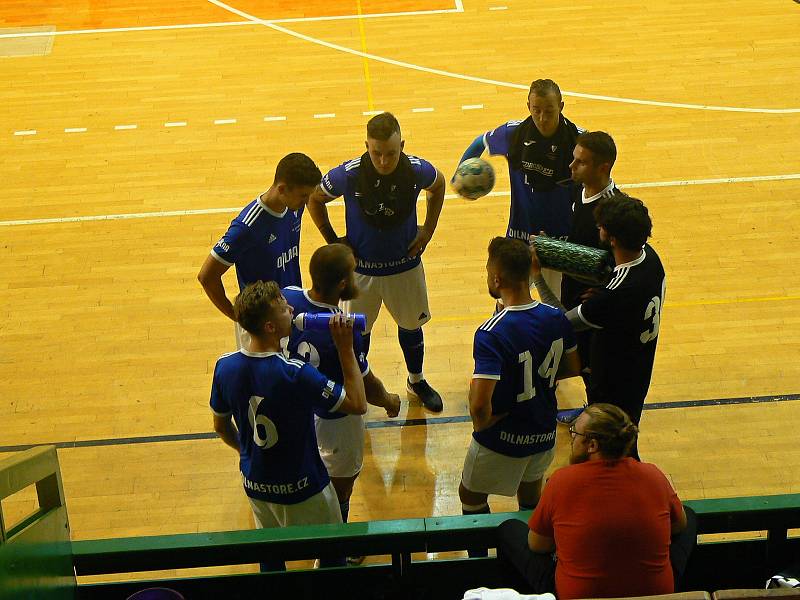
[2,392,799,454]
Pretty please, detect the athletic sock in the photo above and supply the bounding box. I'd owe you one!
[361,332,371,358]
[398,327,424,377]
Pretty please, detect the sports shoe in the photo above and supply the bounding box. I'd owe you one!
[556,407,585,425]
[407,379,443,413]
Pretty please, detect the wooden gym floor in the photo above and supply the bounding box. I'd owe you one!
[2,0,800,576]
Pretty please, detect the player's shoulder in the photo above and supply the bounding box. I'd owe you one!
[233,198,269,229]
[214,350,246,373]
[477,308,509,334]
[281,285,306,304]
[341,156,363,173]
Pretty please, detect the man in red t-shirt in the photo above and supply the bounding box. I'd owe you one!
[497,403,696,599]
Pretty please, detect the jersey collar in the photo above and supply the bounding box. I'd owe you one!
[257,194,288,218]
[303,289,341,312]
[582,180,615,204]
[503,300,540,311]
[613,247,646,271]
[240,349,282,358]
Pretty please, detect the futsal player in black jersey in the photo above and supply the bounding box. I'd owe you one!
[531,194,666,460]
[557,132,628,423]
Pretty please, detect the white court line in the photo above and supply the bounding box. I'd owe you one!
[462,104,484,110]
[313,113,336,119]
[362,110,384,116]
[64,127,87,133]
[164,121,188,127]
[202,0,800,115]
[0,21,254,39]
[213,118,237,125]
[14,130,37,136]
[263,116,286,122]
[3,173,799,228]
[0,6,465,40]
[115,124,138,130]
[489,6,508,10]
[412,107,434,113]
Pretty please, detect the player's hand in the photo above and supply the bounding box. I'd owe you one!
[329,313,356,351]
[528,235,543,276]
[384,393,401,418]
[580,287,602,302]
[407,226,433,258]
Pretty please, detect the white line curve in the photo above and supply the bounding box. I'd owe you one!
[205,0,800,114]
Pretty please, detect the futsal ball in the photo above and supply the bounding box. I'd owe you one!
[452,157,495,200]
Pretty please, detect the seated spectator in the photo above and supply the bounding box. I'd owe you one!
[497,403,696,599]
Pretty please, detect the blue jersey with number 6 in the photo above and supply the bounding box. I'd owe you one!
[472,301,577,457]
[210,350,344,504]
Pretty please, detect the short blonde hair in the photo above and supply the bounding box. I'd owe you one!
[583,403,639,459]
[234,280,281,335]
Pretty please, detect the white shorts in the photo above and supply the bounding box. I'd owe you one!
[461,439,555,497]
[344,263,431,333]
[315,414,365,479]
[247,481,342,529]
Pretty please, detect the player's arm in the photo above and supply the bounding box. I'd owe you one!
[363,371,401,418]
[528,240,591,331]
[408,169,446,257]
[452,134,487,182]
[212,414,239,453]
[198,254,235,321]
[469,378,507,432]
[330,314,367,415]
[307,184,344,244]
[528,529,556,554]
[557,347,581,380]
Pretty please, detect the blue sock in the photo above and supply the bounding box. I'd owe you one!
[398,327,424,377]
[339,500,350,523]
[361,332,371,358]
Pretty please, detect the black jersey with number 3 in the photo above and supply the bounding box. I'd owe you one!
[575,245,666,419]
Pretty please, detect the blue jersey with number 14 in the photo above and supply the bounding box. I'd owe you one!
[472,301,577,457]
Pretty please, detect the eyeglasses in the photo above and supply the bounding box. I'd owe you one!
[569,426,589,438]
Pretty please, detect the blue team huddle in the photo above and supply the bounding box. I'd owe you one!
[197,79,670,580]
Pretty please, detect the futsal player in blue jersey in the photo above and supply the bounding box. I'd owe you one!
[459,237,580,556]
[307,112,447,412]
[456,79,584,299]
[282,243,400,534]
[198,152,322,349]
[210,280,366,570]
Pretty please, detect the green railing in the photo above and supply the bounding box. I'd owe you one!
[3,446,800,600]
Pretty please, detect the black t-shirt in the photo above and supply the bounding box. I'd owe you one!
[561,183,625,309]
[576,244,666,415]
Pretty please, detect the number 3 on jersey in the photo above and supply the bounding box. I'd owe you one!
[516,338,564,403]
[640,278,666,344]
